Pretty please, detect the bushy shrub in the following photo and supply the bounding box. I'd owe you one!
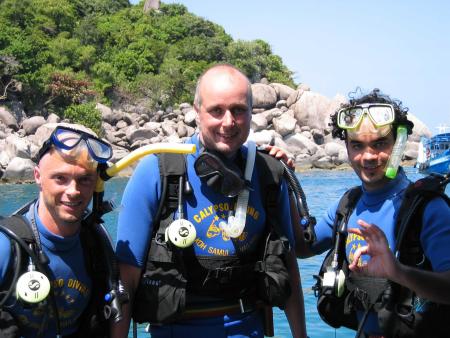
[63,102,102,136]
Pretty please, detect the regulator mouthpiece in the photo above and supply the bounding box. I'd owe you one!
[219,140,256,238]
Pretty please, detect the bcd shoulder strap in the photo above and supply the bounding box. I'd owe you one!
[0,214,35,243]
[254,151,284,234]
[154,153,187,234]
[332,186,362,241]
[395,174,450,257]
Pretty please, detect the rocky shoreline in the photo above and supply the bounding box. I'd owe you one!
[0,80,430,183]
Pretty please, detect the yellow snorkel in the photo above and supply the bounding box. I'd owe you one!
[95,143,196,193]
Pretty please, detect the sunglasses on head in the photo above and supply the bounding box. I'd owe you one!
[36,126,112,163]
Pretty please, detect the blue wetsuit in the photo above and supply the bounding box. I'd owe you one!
[0,202,92,337]
[312,168,450,335]
[116,134,294,338]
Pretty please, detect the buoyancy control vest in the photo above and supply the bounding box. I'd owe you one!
[0,206,112,338]
[132,151,292,325]
[313,173,450,338]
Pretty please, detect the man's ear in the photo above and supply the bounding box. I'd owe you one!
[194,105,200,128]
[34,165,42,188]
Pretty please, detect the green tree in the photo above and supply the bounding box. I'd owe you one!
[63,102,102,135]
[225,39,294,86]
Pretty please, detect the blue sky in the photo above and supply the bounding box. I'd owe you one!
[132,0,450,132]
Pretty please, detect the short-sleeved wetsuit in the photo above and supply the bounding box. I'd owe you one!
[0,202,91,337]
[116,134,294,338]
[311,168,450,335]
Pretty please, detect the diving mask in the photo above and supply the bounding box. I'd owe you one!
[36,125,113,163]
[194,150,248,198]
[337,103,395,130]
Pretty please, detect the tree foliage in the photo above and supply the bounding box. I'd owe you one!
[63,102,102,136]
[0,0,296,114]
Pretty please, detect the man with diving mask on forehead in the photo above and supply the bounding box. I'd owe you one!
[0,123,115,337]
[113,64,307,338]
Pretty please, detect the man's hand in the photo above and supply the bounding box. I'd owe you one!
[348,220,398,280]
[264,145,294,168]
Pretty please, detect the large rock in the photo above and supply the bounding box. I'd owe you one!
[251,113,268,132]
[284,133,319,155]
[2,157,35,182]
[97,103,123,125]
[126,126,158,144]
[404,141,419,160]
[251,83,277,109]
[408,114,431,142]
[293,92,346,131]
[324,142,346,157]
[250,130,277,146]
[5,134,33,159]
[286,89,304,108]
[272,114,296,137]
[270,83,295,101]
[0,106,19,131]
[184,109,197,126]
[22,116,46,135]
[46,113,60,124]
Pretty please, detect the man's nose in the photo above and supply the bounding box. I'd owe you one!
[362,147,378,160]
[222,110,235,127]
[66,180,80,196]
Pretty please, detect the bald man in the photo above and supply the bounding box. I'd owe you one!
[113,64,306,338]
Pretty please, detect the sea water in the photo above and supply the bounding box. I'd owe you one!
[0,167,444,338]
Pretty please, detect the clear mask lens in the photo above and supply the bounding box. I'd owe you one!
[337,104,395,130]
[52,127,112,163]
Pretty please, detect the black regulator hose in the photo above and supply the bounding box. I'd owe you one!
[88,220,129,323]
[0,226,23,308]
[279,160,317,244]
[89,188,129,324]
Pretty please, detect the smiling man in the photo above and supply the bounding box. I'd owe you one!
[113,64,307,338]
[295,89,450,338]
[0,123,114,337]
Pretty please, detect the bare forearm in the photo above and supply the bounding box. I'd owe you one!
[111,263,141,338]
[391,264,450,304]
[284,252,307,338]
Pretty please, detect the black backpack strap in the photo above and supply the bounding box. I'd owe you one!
[395,174,450,265]
[332,186,362,245]
[254,151,284,235]
[153,153,187,236]
[0,215,35,243]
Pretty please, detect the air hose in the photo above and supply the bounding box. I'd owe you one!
[0,226,23,308]
[278,160,317,243]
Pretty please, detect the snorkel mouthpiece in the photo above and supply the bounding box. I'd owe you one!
[385,125,408,179]
[219,140,256,238]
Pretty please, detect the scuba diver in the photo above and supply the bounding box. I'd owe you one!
[112,64,309,338]
[295,89,450,338]
[0,123,126,337]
